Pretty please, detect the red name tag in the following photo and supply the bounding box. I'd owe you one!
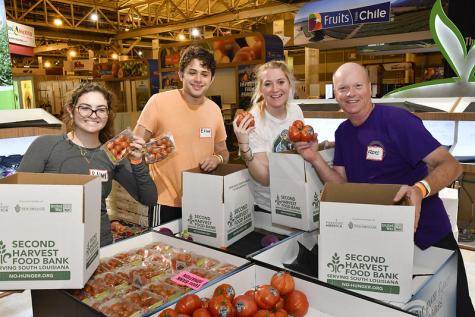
[170,271,209,290]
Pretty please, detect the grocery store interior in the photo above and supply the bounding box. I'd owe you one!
[1,0,475,316]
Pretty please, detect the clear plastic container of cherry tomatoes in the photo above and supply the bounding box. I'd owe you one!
[143,281,184,302]
[123,289,165,311]
[97,297,142,317]
[102,128,134,164]
[143,134,176,164]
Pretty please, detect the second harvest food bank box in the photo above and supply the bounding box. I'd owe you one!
[182,164,254,248]
[31,231,250,317]
[252,230,456,317]
[0,172,101,290]
[269,149,334,231]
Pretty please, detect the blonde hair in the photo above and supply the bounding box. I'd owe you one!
[249,60,296,117]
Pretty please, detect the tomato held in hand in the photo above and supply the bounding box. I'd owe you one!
[235,111,255,128]
[175,294,202,315]
[233,294,258,317]
[284,290,309,317]
[288,120,316,143]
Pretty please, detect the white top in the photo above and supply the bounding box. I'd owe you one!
[249,102,304,211]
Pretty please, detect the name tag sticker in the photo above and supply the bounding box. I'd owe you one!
[366,145,384,161]
[90,169,109,182]
[171,271,209,290]
[200,128,212,138]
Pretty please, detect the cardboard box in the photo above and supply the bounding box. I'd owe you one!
[252,230,456,317]
[318,183,415,302]
[269,149,334,231]
[0,172,101,290]
[107,181,150,227]
[163,264,413,316]
[182,164,254,248]
[31,231,250,317]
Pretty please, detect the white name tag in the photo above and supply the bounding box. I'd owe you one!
[200,128,212,138]
[366,145,384,161]
[90,169,109,182]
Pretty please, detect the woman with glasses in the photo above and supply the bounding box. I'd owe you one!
[18,83,157,246]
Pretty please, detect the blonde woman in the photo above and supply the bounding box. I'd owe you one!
[233,60,303,214]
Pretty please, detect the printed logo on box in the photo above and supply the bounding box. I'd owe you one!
[227,203,253,240]
[312,192,320,222]
[50,204,72,213]
[14,203,45,213]
[324,251,400,295]
[381,223,404,232]
[86,233,99,269]
[325,219,343,228]
[187,214,217,237]
[347,219,377,230]
[0,203,8,213]
[274,193,302,218]
[0,240,71,281]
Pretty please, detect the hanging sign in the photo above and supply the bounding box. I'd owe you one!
[6,20,35,47]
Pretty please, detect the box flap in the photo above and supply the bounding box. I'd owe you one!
[0,172,97,185]
[184,164,246,176]
[321,183,403,205]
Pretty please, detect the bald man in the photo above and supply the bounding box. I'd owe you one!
[296,62,473,316]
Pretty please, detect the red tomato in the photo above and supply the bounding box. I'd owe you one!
[201,297,210,309]
[254,285,280,310]
[274,297,284,311]
[175,294,202,315]
[300,125,316,143]
[192,308,212,317]
[209,295,235,317]
[254,310,274,317]
[159,308,178,317]
[233,294,258,317]
[284,290,308,317]
[288,126,301,142]
[273,309,288,317]
[271,272,295,296]
[235,111,255,128]
[213,284,236,302]
[292,120,304,130]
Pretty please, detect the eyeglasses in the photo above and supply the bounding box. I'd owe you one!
[75,105,109,118]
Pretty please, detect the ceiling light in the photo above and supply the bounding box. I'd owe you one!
[178,34,186,41]
[91,13,99,22]
[137,51,143,56]
[53,18,63,26]
[111,53,118,60]
[69,50,77,57]
[191,28,200,37]
[44,61,51,68]
[124,28,130,32]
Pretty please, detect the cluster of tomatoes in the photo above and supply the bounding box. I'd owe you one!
[159,271,309,317]
[287,120,316,143]
[144,136,175,164]
[105,134,132,162]
[235,111,255,128]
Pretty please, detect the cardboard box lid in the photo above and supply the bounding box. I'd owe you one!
[184,163,247,177]
[0,172,97,185]
[321,183,403,206]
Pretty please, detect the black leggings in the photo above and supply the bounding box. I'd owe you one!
[434,233,475,316]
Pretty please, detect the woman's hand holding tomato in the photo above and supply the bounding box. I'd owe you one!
[233,111,255,145]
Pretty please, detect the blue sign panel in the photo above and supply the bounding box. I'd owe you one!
[308,2,390,31]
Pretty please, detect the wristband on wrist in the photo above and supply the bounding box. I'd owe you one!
[414,182,427,198]
[130,158,143,165]
[240,147,251,154]
[213,154,224,164]
[241,147,254,162]
[418,179,431,197]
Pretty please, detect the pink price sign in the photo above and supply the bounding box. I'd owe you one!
[170,271,209,290]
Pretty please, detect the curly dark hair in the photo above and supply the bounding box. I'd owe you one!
[179,45,216,76]
[62,82,116,143]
